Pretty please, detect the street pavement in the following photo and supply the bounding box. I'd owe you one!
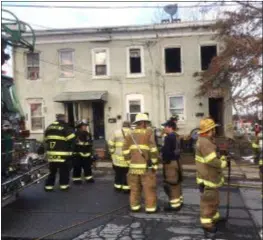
[2,169,262,240]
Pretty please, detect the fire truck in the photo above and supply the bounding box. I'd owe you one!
[2,9,47,207]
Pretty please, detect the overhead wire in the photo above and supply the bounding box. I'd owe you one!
[2,3,239,9]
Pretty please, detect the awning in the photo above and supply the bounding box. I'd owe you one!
[53,91,108,102]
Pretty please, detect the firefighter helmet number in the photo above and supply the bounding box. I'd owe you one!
[50,142,56,149]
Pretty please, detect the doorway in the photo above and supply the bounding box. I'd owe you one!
[66,102,74,128]
[92,101,105,140]
[65,102,79,128]
[209,98,224,136]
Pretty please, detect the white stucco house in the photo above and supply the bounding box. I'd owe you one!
[13,20,233,141]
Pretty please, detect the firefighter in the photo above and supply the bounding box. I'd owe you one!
[161,120,183,212]
[72,120,96,184]
[44,114,75,191]
[123,113,159,213]
[108,121,131,192]
[195,118,228,234]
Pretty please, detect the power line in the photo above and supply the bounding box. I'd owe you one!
[2,3,239,9]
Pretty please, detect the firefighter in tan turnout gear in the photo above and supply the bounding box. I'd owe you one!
[108,121,131,192]
[195,118,228,234]
[123,113,159,213]
[161,120,183,212]
[44,114,76,191]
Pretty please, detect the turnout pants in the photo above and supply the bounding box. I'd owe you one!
[163,160,183,208]
[72,155,93,181]
[45,162,70,190]
[113,165,129,190]
[128,170,157,212]
[199,186,220,229]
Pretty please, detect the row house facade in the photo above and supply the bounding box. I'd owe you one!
[13,20,233,141]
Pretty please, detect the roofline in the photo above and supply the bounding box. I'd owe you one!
[28,20,216,37]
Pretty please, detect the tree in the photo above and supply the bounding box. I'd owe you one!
[194,1,262,112]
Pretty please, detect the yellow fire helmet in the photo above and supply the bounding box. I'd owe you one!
[133,113,150,124]
[198,118,219,134]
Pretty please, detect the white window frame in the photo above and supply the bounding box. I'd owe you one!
[167,94,186,122]
[91,48,110,79]
[163,45,183,76]
[25,51,41,80]
[58,48,75,79]
[27,98,45,133]
[126,94,145,122]
[198,42,219,72]
[126,46,145,78]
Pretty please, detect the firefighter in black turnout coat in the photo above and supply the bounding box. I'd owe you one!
[44,114,76,191]
[72,120,96,184]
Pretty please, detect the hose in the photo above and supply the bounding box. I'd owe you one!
[35,204,129,240]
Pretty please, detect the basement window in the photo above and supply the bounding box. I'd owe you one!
[200,45,217,71]
[164,47,182,74]
[129,48,142,74]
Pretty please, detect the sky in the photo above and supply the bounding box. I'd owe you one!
[1,1,238,30]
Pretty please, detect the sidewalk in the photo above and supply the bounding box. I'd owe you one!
[96,154,261,181]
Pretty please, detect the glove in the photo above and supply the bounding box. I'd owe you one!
[152,164,158,171]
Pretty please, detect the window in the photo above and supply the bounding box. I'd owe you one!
[29,102,44,131]
[169,96,185,121]
[92,49,109,77]
[200,45,217,70]
[126,94,144,122]
[128,47,144,75]
[128,100,141,122]
[59,50,74,78]
[27,53,40,80]
[164,47,182,73]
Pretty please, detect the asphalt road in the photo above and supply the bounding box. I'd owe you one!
[2,171,262,240]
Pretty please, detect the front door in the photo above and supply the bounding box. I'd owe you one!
[92,102,105,140]
[66,102,74,128]
[209,98,224,136]
[65,102,79,128]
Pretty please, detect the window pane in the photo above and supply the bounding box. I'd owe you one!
[30,103,42,117]
[60,51,73,65]
[95,65,107,76]
[130,113,137,123]
[169,97,183,109]
[170,109,184,115]
[95,50,106,65]
[31,117,44,131]
[27,67,40,80]
[165,48,181,73]
[130,49,141,58]
[60,65,74,77]
[27,53,39,66]
[129,100,141,113]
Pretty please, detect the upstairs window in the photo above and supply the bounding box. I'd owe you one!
[128,47,144,75]
[59,50,74,78]
[164,47,182,73]
[92,49,109,77]
[27,52,40,80]
[200,45,217,70]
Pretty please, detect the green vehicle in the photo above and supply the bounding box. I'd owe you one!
[2,9,46,206]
